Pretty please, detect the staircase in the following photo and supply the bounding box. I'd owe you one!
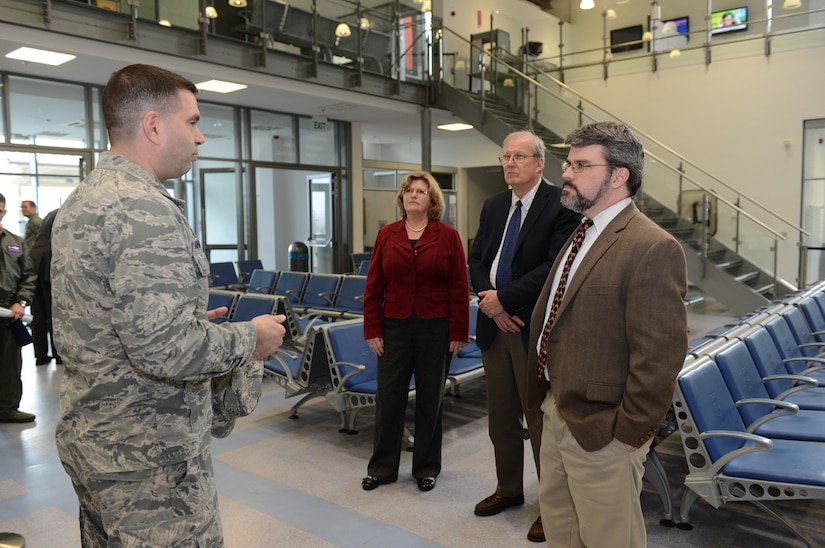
[435,83,794,316]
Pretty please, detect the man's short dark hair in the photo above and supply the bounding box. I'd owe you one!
[102,64,198,144]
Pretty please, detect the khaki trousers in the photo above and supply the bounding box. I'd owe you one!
[539,393,650,548]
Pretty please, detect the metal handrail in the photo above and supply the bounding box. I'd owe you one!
[436,25,807,243]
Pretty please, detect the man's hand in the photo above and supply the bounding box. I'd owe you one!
[207,307,228,322]
[8,302,24,321]
[250,314,287,358]
[477,289,505,318]
[493,312,525,333]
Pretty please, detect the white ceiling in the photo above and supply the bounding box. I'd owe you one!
[0,20,470,147]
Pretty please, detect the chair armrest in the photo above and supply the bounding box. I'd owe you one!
[762,373,821,400]
[782,357,825,374]
[264,348,301,381]
[328,361,366,393]
[699,430,773,476]
[316,291,336,306]
[735,398,800,432]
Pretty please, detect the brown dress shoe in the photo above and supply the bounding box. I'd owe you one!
[527,515,545,543]
[474,492,525,516]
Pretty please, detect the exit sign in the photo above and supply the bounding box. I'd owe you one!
[312,116,328,131]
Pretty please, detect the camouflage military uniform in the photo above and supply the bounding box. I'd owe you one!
[52,151,258,547]
[0,228,36,413]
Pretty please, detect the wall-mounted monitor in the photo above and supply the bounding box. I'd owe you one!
[650,16,689,52]
[710,7,748,35]
[610,25,644,54]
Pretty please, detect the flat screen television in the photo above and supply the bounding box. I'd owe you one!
[650,16,689,52]
[710,7,748,35]
[610,25,644,54]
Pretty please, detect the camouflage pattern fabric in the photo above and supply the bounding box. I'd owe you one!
[210,357,264,438]
[52,150,258,476]
[63,448,223,547]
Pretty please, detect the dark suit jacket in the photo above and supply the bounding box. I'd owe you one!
[28,209,58,283]
[526,202,688,452]
[469,180,579,350]
[363,219,469,343]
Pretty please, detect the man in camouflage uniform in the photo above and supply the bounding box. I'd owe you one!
[21,200,41,251]
[52,64,286,547]
[0,192,37,423]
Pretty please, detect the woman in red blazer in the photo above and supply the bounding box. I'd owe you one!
[361,171,469,492]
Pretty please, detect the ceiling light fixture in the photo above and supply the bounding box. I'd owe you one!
[669,49,681,58]
[5,47,76,66]
[335,22,352,37]
[605,9,617,20]
[359,17,371,29]
[205,6,218,18]
[195,79,248,93]
[580,0,595,9]
[437,123,474,132]
[228,0,247,7]
[783,0,802,7]
[159,19,172,27]
[662,21,677,35]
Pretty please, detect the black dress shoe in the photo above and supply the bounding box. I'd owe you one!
[362,476,381,491]
[418,477,436,492]
[35,357,52,366]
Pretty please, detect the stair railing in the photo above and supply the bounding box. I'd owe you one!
[436,25,806,294]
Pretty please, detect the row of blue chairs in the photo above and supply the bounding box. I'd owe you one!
[209,259,264,288]
[265,303,484,433]
[242,270,368,320]
[672,280,825,546]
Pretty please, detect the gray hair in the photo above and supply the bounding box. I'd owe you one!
[503,130,545,160]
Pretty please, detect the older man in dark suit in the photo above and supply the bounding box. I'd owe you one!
[527,121,688,547]
[469,130,579,542]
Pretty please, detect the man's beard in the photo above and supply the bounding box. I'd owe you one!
[560,176,610,213]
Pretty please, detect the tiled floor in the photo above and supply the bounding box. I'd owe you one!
[2,298,823,547]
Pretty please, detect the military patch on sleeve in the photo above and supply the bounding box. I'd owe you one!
[5,244,22,254]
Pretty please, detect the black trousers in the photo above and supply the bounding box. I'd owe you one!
[31,276,58,362]
[367,314,450,482]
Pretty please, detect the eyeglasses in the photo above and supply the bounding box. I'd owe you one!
[499,154,538,165]
[403,188,429,196]
[562,161,611,173]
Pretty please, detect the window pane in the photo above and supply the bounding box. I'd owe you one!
[363,167,396,189]
[0,78,5,143]
[198,103,237,159]
[9,76,88,148]
[250,110,295,163]
[299,117,337,166]
[92,87,106,150]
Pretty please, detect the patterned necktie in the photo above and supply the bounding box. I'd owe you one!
[495,200,522,289]
[537,218,594,382]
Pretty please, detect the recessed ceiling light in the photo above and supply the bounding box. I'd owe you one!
[5,47,76,66]
[195,79,248,93]
[437,123,473,132]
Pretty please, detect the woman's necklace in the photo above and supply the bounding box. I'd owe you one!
[405,221,427,233]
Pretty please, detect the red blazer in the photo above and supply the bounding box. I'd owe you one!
[363,219,469,343]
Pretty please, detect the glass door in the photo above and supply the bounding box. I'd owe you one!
[0,147,90,233]
[200,167,242,263]
[308,175,334,273]
[252,165,339,272]
[801,118,825,287]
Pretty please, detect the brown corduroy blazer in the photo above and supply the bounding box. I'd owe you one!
[525,201,688,452]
